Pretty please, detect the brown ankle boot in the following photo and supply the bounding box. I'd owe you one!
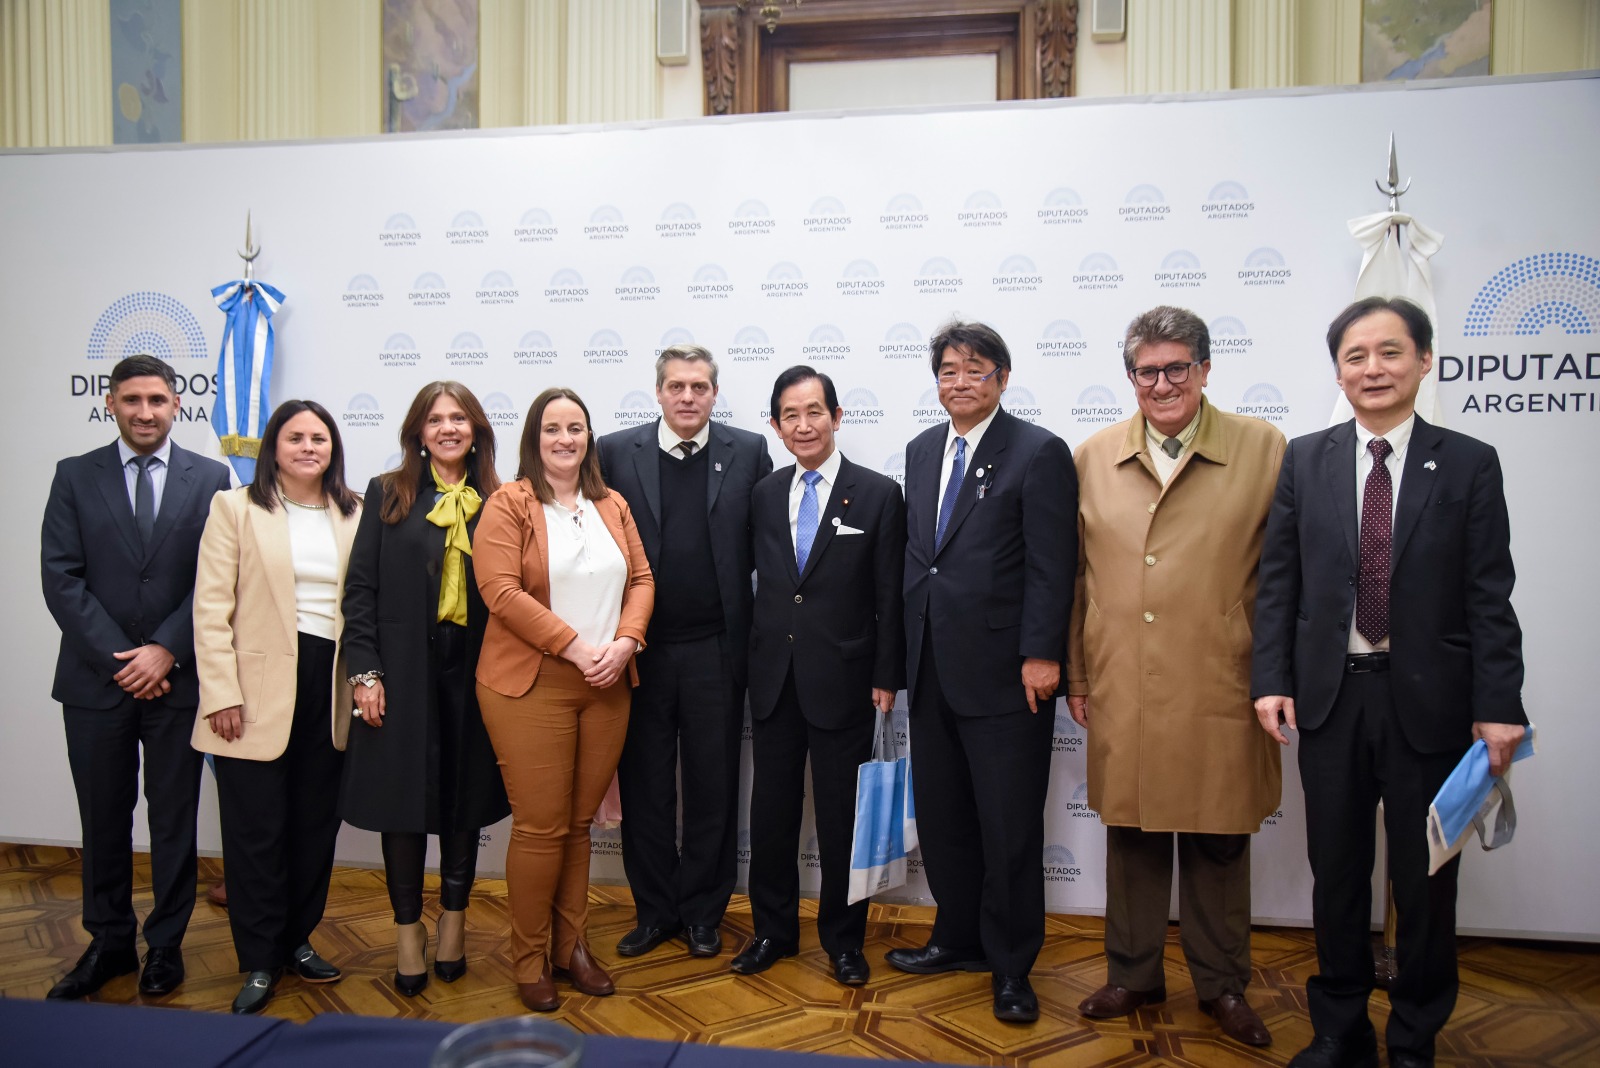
[554,941,614,996]
[518,969,558,1012]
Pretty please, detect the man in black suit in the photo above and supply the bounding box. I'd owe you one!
[1252,297,1528,1068]
[890,321,1078,1022]
[731,366,905,987]
[597,344,773,959]
[40,354,233,1000]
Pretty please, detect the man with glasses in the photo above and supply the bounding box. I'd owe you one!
[1066,306,1284,1048]
[891,320,1077,1023]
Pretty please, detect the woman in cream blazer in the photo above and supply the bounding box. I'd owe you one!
[474,387,653,1013]
[192,400,360,1016]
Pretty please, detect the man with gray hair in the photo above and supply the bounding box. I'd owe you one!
[1067,306,1284,1048]
[597,344,772,960]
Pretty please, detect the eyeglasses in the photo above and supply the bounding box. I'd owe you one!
[935,366,1002,386]
[1129,361,1199,387]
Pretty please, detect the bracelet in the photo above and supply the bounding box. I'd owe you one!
[347,670,383,688]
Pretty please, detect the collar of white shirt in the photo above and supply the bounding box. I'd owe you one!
[658,417,712,457]
[1354,411,1416,462]
[943,404,1001,458]
[117,436,172,470]
[790,447,843,493]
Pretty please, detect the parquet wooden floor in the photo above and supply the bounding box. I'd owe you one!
[4,843,1598,1065]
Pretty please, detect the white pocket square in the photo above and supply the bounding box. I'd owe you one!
[835,524,866,536]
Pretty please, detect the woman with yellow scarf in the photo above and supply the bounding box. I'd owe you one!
[339,382,509,996]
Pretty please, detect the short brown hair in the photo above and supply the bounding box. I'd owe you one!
[517,388,607,503]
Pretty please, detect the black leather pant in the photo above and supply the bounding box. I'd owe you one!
[380,830,480,924]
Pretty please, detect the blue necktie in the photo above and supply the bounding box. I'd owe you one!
[796,469,822,572]
[935,436,966,550]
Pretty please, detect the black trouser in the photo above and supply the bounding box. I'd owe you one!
[214,634,344,972]
[1299,668,1465,1062]
[747,670,876,956]
[62,695,204,951]
[380,830,480,924]
[908,630,1054,977]
[617,633,741,930]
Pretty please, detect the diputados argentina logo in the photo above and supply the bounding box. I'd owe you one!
[803,196,850,234]
[408,273,449,307]
[1043,843,1082,882]
[839,388,884,426]
[913,386,946,426]
[546,268,587,304]
[342,393,384,428]
[1120,184,1171,223]
[588,823,622,858]
[1448,252,1600,417]
[914,258,962,295]
[763,262,808,298]
[480,392,521,430]
[957,190,1007,228]
[585,205,628,240]
[446,210,488,245]
[1234,382,1289,423]
[613,390,657,428]
[657,202,701,238]
[513,330,557,367]
[837,260,884,297]
[1073,384,1124,425]
[880,192,927,231]
[378,333,421,368]
[1202,180,1255,220]
[615,266,661,303]
[1038,186,1088,225]
[514,207,557,243]
[1238,247,1292,286]
[655,327,696,358]
[80,292,214,422]
[1006,385,1044,424]
[477,270,519,305]
[444,331,488,368]
[728,198,775,236]
[687,264,733,301]
[1051,708,1082,754]
[1066,781,1097,821]
[802,324,850,361]
[1154,250,1207,289]
[343,274,384,309]
[727,325,774,362]
[1209,316,1254,356]
[583,329,627,365]
[1036,319,1088,358]
[379,212,420,246]
[880,322,925,361]
[994,255,1042,293]
[1073,253,1124,291]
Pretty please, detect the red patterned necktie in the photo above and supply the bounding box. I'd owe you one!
[1357,437,1393,644]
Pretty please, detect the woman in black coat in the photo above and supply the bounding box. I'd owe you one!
[339,381,510,995]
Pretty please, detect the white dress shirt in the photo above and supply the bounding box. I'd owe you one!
[544,497,627,650]
[117,437,171,515]
[657,418,711,458]
[787,448,842,551]
[938,404,1000,505]
[1348,412,1415,654]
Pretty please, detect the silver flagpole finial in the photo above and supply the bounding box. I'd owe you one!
[239,210,261,282]
[1374,133,1411,211]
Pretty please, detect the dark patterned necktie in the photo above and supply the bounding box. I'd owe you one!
[935,437,966,550]
[132,455,156,546]
[677,440,697,458]
[1357,437,1393,644]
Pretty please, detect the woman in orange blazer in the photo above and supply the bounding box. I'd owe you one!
[474,387,654,1013]
[192,400,361,1016]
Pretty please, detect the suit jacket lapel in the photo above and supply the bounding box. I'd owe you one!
[630,421,662,530]
[911,436,940,560]
[144,444,197,560]
[935,410,1011,559]
[92,443,143,559]
[706,423,731,512]
[250,500,299,646]
[1392,416,1442,564]
[799,458,856,585]
[1324,421,1359,569]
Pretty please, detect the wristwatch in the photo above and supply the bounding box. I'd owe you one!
[347,670,383,688]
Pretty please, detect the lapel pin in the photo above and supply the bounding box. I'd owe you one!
[1424,460,1437,470]
[832,517,841,527]
[841,498,849,506]
[974,467,985,478]
[714,462,722,472]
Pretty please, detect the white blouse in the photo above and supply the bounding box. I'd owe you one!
[284,498,338,640]
[543,497,627,651]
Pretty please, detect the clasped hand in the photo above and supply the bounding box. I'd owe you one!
[561,636,635,689]
[112,643,174,700]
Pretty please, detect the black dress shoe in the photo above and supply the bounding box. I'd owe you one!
[46,942,138,1000]
[884,943,989,974]
[394,969,429,997]
[830,949,870,986]
[1387,1053,1433,1068]
[685,925,723,958]
[138,946,185,996]
[231,969,281,1015]
[1286,1033,1379,1068]
[434,956,466,982]
[730,937,797,975]
[992,974,1040,1023]
[616,924,681,957]
[290,942,341,983]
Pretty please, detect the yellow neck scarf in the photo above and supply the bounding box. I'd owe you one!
[425,465,482,625]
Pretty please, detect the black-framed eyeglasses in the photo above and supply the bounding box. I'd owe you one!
[1129,361,1199,387]
[935,366,1003,386]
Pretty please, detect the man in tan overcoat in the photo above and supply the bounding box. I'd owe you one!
[1067,306,1285,1048]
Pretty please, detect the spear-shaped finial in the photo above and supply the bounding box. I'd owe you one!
[238,210,261,281]
[1374,133,1411,212]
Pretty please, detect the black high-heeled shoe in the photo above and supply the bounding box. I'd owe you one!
[434,956,466,982]
[394,969,429,997]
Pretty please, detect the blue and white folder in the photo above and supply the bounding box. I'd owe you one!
[1426,726,1537,875]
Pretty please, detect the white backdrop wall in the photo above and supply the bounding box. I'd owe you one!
[3,73,1597,940]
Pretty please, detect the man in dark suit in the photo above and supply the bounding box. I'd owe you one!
[597,344,773,959]
[890,321,1077,1022]
[40,353,233,1000]
[732,366,905,987]
[1252,297,1528,1068]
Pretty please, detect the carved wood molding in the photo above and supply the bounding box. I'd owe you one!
[698,0,1078,115]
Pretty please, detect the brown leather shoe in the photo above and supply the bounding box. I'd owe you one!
[1078,982,1167,1018]
[1200,992,1271,1047]
[518,971,559,1012]
[553,941,614,997]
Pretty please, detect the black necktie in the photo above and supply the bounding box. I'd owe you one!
[132,455,156,546]
[1160,436,1183,459]
[677,440,697,458]
[1357,438,1393,643]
